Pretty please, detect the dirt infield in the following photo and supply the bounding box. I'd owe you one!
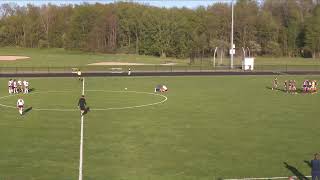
[88,62,177,66]
[0,56,30,61]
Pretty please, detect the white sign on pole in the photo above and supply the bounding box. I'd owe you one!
[229,49,235,55]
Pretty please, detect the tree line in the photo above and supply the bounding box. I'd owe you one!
[1,0,320,59]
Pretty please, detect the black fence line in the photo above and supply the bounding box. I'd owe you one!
[1,65,320,74]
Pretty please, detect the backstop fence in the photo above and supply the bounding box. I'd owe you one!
[1,65,320,74]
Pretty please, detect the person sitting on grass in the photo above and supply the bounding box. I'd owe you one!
[155,85,168,92]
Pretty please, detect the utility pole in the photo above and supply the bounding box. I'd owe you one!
[230,0,234,69]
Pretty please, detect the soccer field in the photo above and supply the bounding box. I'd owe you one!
[0,76,319,180]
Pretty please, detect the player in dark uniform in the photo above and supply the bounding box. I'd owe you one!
[78,95,88,115]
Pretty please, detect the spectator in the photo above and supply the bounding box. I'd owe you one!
[311,153,320,180]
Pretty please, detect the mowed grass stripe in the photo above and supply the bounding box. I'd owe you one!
[0,76,319,179]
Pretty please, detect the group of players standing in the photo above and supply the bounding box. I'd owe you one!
[7,79,30,115]
[283,80,298,94]
[273,77,317,94]
[8,79,29,94]
[302,80,318,93]
[7,78,87,116]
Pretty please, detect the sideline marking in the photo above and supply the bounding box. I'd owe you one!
[0,90,167,111]
[79,78,85,180]
[224,175,311,180]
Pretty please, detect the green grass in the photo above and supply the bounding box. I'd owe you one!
[0,48,184,67]
[1,48,320,69]
[0,76,319,179]
[180,56,320,67]
[254,57,320,65]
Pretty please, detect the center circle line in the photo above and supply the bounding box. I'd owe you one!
[0,90,168,111]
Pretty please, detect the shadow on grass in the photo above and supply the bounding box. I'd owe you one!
[82,107,90,115]
[29,88,35,93]
[266,86,287,93]
[23,107,32,115]
[304,160,312,168]
[266,86,307,94]
[284,162,309,180]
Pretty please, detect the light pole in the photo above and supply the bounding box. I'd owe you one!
[230,0,234,69]
[213,47,218,68]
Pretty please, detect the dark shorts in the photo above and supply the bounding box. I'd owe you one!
[18,105,23,108]
[80,106,86,110]
[312,172,320,180]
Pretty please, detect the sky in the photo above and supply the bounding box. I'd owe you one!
[0,0,236,9]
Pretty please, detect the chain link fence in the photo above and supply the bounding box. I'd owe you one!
[1,65,320,74]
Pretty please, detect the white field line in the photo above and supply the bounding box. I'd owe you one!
[79,115,84,180]
[224,175,311,180]
[86,90,167,111]
[79,78,85,180]
[0,90,167,111]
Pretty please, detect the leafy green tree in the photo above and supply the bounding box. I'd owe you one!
[305,5,320,58]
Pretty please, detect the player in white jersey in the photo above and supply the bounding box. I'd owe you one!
[23,80,29,94]
[8,79,13,94]
[17,98,24,115]
[13,80,18,94]
[17,80,22,93]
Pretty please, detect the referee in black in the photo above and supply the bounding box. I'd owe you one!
[78,95,87,116]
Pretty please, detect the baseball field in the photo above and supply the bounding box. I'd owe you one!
[0,74,319,180]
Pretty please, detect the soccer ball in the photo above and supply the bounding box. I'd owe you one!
[125,88,127,90]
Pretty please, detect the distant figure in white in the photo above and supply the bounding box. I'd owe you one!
[77,69,82,81]
[13,79,18,94]
[8,79,13,94]
[23,80,29,94]
[17,98,24,115]
[128,68,131,76]
[17,79,22,93]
